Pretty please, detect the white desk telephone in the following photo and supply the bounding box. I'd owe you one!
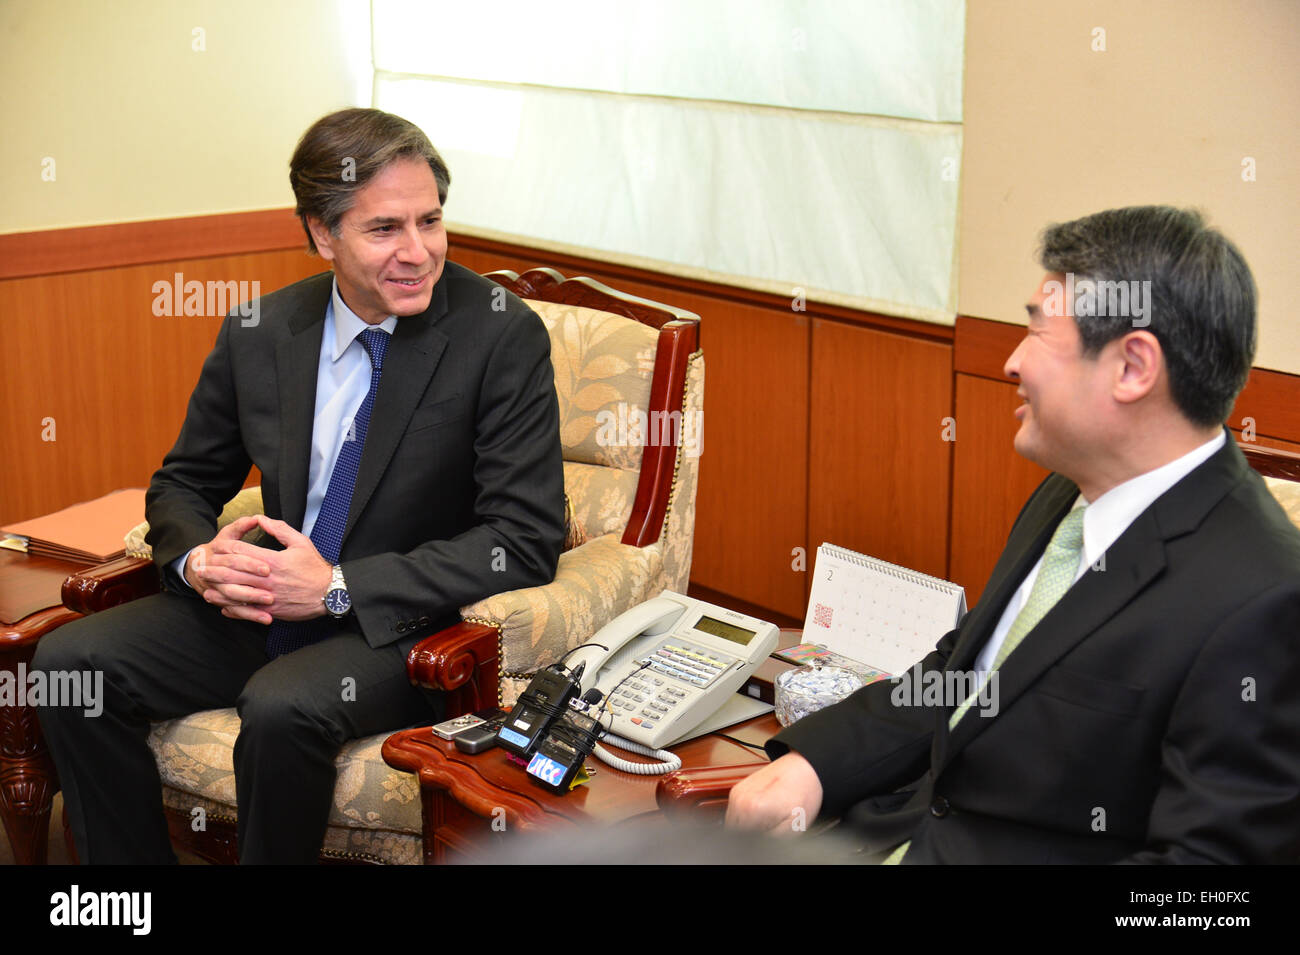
[566,591,779,750]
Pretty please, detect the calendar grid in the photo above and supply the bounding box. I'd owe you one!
[804,543,966,676]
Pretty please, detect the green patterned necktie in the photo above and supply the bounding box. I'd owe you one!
[993,505,1088,667]
[884,507,1087,865]
[948,505,1086,730]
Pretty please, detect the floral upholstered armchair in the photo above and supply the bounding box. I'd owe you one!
[60,268,703,864]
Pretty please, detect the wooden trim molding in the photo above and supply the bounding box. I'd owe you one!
[1240,442,1300,481]
[3,208,954,346]
[1231,369,1300,442]
[453,231,955,343]
[955,315,1300,444]
[954,315,1023,381]
[0,208,306,280]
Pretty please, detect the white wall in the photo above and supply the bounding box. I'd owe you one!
[0,0,368,232]
[960,0,1300,373]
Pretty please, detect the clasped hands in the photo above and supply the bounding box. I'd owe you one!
[183,515,332,625]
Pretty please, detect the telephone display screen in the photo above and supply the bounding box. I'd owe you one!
[693,615,757,646]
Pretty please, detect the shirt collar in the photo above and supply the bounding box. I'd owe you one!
[1077,430,1227,568]
[328,279,398,362]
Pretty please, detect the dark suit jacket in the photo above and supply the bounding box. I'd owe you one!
[772,437,1300,863]
[144,262,566,652]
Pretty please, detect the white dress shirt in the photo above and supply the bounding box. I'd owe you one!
[973,430,1226,674]
[301,282,397,538]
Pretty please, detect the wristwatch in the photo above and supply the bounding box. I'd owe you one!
[323,564,352,618]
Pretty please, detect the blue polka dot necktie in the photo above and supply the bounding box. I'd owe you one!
[265,327,389,658]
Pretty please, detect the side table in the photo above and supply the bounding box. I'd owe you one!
[382,713,779,864]
[0,549,91,865]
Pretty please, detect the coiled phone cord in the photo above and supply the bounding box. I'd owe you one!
[592,733,682,775]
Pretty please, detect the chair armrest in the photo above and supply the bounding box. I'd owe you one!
[655,763,765,816]
[462,533,662,682]
[406,621,499,716]
[61,556,160,615]
[407,535,664,714]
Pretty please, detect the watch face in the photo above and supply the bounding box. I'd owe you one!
[324,588,351,616]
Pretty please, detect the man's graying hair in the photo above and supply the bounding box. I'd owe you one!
[290,108,451,254]
[1039,206,1256,427]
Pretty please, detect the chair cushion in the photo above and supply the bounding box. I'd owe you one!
[148,709,422,865]
[527,299,658,472]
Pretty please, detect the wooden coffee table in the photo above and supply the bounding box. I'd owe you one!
[382,713,779,864]
[0,549,93,865]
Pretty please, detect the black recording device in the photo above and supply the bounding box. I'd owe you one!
[524,691,606,795]
[494,663,584,759]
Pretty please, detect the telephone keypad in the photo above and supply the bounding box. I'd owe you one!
[603,640,742,733]
[648,642,735,689]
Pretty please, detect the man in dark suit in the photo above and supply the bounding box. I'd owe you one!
[35,109,565,863]
[727,206,1300,863]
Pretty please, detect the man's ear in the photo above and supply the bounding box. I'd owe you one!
[1113,330,1164,405]
[306,217,336,262]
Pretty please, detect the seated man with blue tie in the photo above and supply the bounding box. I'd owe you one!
[727,206,1300,863]
[34,108,566,863]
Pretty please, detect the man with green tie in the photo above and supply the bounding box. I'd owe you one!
[727,206,1300,863]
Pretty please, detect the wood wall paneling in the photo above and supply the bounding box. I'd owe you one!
[0,209,306,281]
[948,374,1050,605]
[954,315,1023,381]
[808,320,954,590]
[1230,432,1300,456]
[1230,370,1300,447]
[9,214,1300,633]
[0,250,321,524]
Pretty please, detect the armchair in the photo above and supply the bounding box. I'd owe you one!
[655,441,1300,820]
[60,267,703,864]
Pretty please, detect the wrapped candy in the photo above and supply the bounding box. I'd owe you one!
[775,664,865,727]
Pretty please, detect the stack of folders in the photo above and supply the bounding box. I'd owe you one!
[798,543,966,677]
[2,489,147,563]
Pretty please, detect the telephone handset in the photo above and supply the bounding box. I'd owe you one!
[567,591,780,750]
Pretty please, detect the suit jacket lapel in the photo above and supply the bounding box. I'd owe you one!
[945,477,1079,676]
[942,513,1168,757]
[342,271,451,546]
[929,479,1077,765]
[938,436,1247,763]
[275,276,332,530]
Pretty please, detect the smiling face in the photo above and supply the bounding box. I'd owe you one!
[1003,273,1121,480]
[307,157,447,325]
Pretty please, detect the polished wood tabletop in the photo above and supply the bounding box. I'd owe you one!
[0,550,89,640]
[383,713,779,841]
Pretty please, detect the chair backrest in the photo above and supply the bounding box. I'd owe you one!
[487,268,701,548]
[1241,442,1300,531]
